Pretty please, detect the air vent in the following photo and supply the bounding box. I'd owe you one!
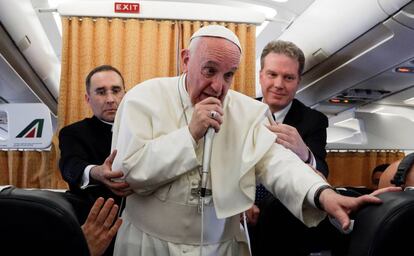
[330,89,390,104]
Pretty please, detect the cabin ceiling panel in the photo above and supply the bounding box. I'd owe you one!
[295,6,414,117]
[0,54,40,103]
[329,111,414,150]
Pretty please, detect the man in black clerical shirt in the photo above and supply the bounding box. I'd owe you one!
[59,65,132,205]
[59,65,132,255]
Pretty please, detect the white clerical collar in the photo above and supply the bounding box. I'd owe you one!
[97,117,113,126]
[273,102,292,123]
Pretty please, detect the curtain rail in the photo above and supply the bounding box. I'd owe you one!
[327,149,403,152]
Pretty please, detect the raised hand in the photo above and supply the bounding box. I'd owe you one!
[81,197,123,256]
[266,123,309,162]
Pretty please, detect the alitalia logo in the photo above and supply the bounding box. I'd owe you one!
[16,119,44,138]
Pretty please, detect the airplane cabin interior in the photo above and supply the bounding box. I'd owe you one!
[1,0,414,255]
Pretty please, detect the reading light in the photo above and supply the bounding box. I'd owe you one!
[396,67,414,73]
[329,98,354,104]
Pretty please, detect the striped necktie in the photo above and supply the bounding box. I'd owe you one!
[255,184,270,204]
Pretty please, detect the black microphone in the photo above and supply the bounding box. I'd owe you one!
[200,127,215,197]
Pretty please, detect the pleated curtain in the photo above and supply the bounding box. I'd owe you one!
[326,150,405,189]
[59,18,256,128]
[0,18,256,189]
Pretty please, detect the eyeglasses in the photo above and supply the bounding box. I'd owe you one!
[93,86,124,96]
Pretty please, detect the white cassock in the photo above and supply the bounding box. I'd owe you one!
[111,74,328,256]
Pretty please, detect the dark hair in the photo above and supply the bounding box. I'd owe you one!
[260,40,305,76]
[372,163,390,176]
[85,65,125,94]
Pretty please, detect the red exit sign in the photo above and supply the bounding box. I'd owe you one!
[114,2,140,13]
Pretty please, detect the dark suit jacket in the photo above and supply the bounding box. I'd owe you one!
[251,98,341,256]
[58,116,121,210]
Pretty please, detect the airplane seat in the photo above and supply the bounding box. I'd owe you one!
[62,190,95,225]
[0,186,90,256]
[334,187,364,197]
[347,190,414,256]
[339,186,373,195]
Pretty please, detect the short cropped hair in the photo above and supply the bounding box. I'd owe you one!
[85,65,125,94]
[372,163,390,176]
[260,40,305,76]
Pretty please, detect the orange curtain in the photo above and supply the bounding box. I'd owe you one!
[59,18,256,128]
[0,18,255,189]
[327,150,405,189]
[59,18,180,127]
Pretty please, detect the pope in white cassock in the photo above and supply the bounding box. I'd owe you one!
[111,25,384,256]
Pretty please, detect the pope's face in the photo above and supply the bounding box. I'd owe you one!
[181,37,241,105]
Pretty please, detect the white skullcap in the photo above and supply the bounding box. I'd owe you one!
[190,25,242,53]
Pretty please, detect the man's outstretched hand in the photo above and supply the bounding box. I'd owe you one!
[81,197,122,256]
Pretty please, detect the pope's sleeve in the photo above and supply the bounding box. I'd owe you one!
[111,94,199,194]
[256,142,327,227]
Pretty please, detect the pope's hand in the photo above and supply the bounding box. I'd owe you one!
[319,186,402,231]
[189,97,223,141]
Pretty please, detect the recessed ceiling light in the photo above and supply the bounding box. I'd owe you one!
[395,67,414,73]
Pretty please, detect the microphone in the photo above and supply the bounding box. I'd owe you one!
[200,127,215,197]
[266,109,276,125]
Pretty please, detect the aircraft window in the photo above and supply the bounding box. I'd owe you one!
[0,111,8,140]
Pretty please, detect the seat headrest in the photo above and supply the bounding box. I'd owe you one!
[347,191,414,256]
[391,152,414,187]
[0,187,89,256]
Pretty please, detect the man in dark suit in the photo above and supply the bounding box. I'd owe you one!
[248,40,336,255]
[59,64,132,219]
[258,40,328,176]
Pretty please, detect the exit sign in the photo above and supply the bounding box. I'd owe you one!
[114,2,140,13]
